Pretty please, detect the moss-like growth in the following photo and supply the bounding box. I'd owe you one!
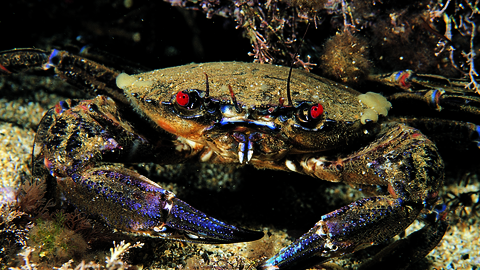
[284,0,326,10]
[320,30,371,85]
[27,212,88,265]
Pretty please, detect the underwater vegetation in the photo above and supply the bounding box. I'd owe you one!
[167,0,479,90]
[27,214,88,264]
[0,176,144,269]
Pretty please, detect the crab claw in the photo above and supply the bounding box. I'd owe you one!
[162,197,264,243]
[57,166,262,244]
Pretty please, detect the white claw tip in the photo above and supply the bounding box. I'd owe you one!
[285,160,297,172]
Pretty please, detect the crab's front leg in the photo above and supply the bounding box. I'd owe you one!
[35,96,263,243]
[260,123,446,269]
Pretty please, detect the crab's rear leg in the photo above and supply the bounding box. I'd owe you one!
[1,48,129,104]
[35,96,263,243]
[356,217,448,269]
[0,48,49,74]
[260,123,445,269]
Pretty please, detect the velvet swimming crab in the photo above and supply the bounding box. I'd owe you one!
[1,48,480,269]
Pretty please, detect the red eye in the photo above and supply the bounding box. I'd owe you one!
[295,102,324,125]
[176,91,190,107]
[310,104,323,119]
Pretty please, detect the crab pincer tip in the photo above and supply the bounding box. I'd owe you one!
[166,197,263,244]
[257,228,328,270]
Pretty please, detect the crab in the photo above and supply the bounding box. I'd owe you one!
[1,48,480,269]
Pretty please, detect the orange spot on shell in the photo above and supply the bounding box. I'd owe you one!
[412,133,422,139]
[156,118,177,135]
[388,183,397,199]
[398,72,411,89]
[54,103,63,114]
[44,157,56,176]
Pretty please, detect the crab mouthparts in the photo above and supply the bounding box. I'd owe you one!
[217,118,278,164]
[231,131,255,164]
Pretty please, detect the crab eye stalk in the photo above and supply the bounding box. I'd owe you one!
[176,91,190,107]
[296,103,323,125]
[310,104,323,119]
[175,90,201,110]
[170,89,219,119]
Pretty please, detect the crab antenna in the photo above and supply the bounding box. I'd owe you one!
[286,65,293,106]
[228,85,242,113]
[204,72,210,98]
[285,22,310,107]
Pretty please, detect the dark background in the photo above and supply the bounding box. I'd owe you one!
[0,0,252,69]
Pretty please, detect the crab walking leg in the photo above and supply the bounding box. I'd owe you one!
[261,123,445,269]
[260,197,422,270]
[356,218,448,269]
[35,96,262,243]
[0,48,131,104]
